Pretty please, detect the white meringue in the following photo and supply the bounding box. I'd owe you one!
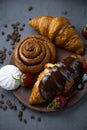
[0,65,22,90]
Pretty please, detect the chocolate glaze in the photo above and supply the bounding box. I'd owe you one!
[39,56,84,101]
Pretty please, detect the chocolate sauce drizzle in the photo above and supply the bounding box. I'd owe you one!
[39,56,84,101]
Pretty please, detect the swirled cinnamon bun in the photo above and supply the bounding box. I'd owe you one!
[13,34,57,74]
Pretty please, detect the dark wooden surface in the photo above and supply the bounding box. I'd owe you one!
[9,47,87,112]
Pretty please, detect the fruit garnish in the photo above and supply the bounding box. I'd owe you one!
[81,24,87,39]
[82,60,87,73]
[13,72,34,87]
[47,95,68,110]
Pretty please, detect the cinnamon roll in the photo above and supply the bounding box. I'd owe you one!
[13,34,57,74]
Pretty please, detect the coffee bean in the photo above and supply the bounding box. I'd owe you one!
[12,46,15,50]
[16,21,20,26]
[1,31,5,35]
[28,6,33,11]
[30,115,35,119]
[13,105,17,111]
[19,116,22,121]
[3,105,7,111]
[24,119,27,124]
[8,50,12,55]
[6,99,11,105]
[37,117,41,122]
[6,38,10,41]
[63,10,68,15]
[20,27,24,31]
[3,47,7,53]
[29,18,32,21]
[1,94,5,98]
[4,24,8,28]
[21,104,26,111]
[0,100,4,104]
[0,59,3,64]
[22,24,25,27]
[0,50,3,54]
[0,104,2,109]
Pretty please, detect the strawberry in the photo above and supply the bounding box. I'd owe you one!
[13,72,34,87]
[47,95,68,110]
[20,72,34,87]
[81,24,87,39]
[82,61,87,73]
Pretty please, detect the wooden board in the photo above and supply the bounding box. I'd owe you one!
[9,47,87,112]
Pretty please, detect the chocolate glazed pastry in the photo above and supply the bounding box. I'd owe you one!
[13,34,57,74]
[29,55,84,105]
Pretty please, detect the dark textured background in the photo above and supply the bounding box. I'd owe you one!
[0,0,87,130]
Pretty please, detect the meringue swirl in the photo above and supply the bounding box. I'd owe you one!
[0,65,22,90]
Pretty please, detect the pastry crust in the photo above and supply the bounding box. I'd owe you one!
[29,16,84,54]
[13,34,57,74]
[29,55,84,105]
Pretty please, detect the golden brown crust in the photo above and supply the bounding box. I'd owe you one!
[29,16,84,55]
[13,34,57,74]
[29,55,83,105]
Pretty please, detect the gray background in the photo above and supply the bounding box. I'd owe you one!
[0,0,87,130]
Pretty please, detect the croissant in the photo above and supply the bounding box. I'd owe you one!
[29,55,84,105]
[13,34,57,74]
[29,16,84,55]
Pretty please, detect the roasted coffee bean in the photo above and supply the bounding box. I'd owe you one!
[6,99,11,105]
[0,50,3,53]
[6,38,10,41]
[1,54,6,60]
[0,104,2,109]
[1,31,5,35]
[19,117,22,121]
[7,34,12,39]
[12,46,15,50]
[18,111,23,117]
[1,94,5,98]
[20,27,24,31]
[3,105,7,111]
[37,117,41,122]
[0,100,4,104]
[13,105,17,111]
[3,47,7,52]
[24,119,27,124]
[4,24,8,28]
[21,104,26,111]
[29,18,32,21]
[30,115,35,119]
[28,6,33,11]
[8,50,12,55]
[63,10,68,15]
[22,24,25,27]
[16,21,20,26]
[0,59,3,64]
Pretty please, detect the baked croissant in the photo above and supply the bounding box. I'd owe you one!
[29,16,84,55]
[29,55,84,105]
[13,34,57,74]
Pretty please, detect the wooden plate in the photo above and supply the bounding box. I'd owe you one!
[9,47,87,112]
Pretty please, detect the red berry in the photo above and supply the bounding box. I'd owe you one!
[55,95,67,109]
[47,95,68,110]
[82,61,87,73]
[20,72,34,87]
[81,24,87,39]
